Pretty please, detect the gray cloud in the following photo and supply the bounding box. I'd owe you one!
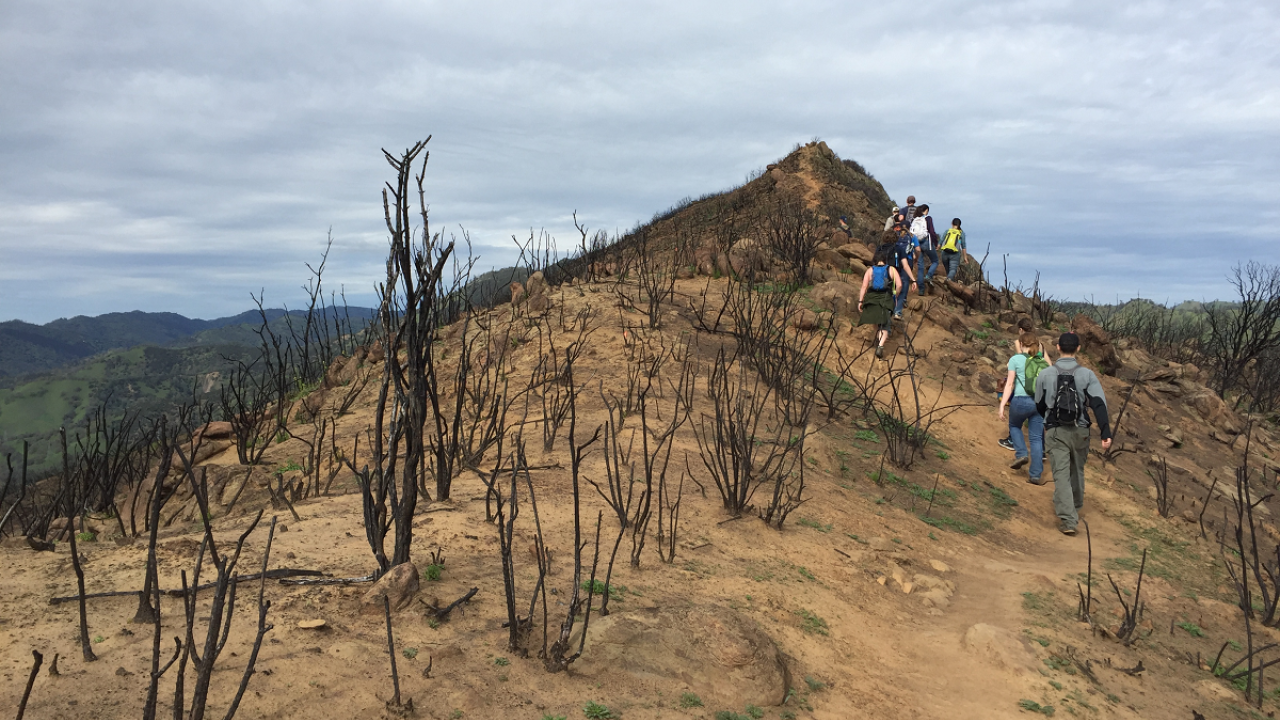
[2,0,1278,322]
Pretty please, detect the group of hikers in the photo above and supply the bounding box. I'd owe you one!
[849,197,1113,536]
[997,322,1113,535]
[851,196,968,358]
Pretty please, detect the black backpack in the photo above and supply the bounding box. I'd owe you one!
[1050,371,1082,425]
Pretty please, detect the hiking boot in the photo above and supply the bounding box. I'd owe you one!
[997,437,1015,451]
[1011,456,1029,470]
[875,345,884,359]
[893,312,903,320]
[1058,522,1077,536]
[1027,477,1044,486]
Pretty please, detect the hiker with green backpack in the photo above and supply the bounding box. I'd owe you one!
[998,331,1051,484]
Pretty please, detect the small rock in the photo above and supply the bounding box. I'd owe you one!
[115,667,133,677]
[928,559,951,574]
[361,562,421,613]
[298,619,327,630]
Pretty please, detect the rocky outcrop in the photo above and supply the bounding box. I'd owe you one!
[1071,314,1123,376]
[810,280,861,317]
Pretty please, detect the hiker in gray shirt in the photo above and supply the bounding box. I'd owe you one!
[1033,332,1112,536]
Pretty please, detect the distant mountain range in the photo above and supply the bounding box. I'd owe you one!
[0,306,378,480]
[0,308,376,380]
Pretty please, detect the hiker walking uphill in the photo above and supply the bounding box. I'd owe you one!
[911,204,939,292]
[1034,333,1112,536]
[901,196,918,225]
[999,317,1040,452]
[998,332,1050,484]
[857,245,903,359]
[883,206,900,232]
[887,227,917,319]
[939,218,967,281]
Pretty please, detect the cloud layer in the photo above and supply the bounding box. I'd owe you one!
[2,0,1277,322]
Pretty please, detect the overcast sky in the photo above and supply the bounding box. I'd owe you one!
[2,0,1277,324]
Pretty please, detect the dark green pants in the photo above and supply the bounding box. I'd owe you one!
[1046,426,1090,529]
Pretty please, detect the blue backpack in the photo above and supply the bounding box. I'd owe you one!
[871,265,890,291]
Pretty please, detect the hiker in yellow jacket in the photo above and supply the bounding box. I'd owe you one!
[939,218,967,281]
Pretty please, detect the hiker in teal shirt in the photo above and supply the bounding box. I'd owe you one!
[998,332,1049,484]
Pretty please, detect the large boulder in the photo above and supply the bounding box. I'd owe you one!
[526,271,547,298]
[194,421,234,442]
[836,242,874,264]
[814,248,848,271]
[810,280,861,316]
[528,293,552,314]
[575,607,788,709]
[1070,314,1123,376]
[729,241,769,278]
[509,281,527,307]
[1186,388,1241,434]
[323,355,360,389]
[790,308,820,331]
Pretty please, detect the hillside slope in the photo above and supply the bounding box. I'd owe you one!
[0,142,1272,720]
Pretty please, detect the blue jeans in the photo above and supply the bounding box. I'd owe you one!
[917,247,938,290]
[894,277,910,315]
[1009,396,1044,481]
[942,250,961,280]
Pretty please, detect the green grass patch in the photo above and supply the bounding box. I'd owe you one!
[1018,699,1055,716]
[796,517,832,533]
[581,580,625,601]
[919,514,979,535]
[679,692,703,708]
[796,608,829,635]
[1176,621,1205,638]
